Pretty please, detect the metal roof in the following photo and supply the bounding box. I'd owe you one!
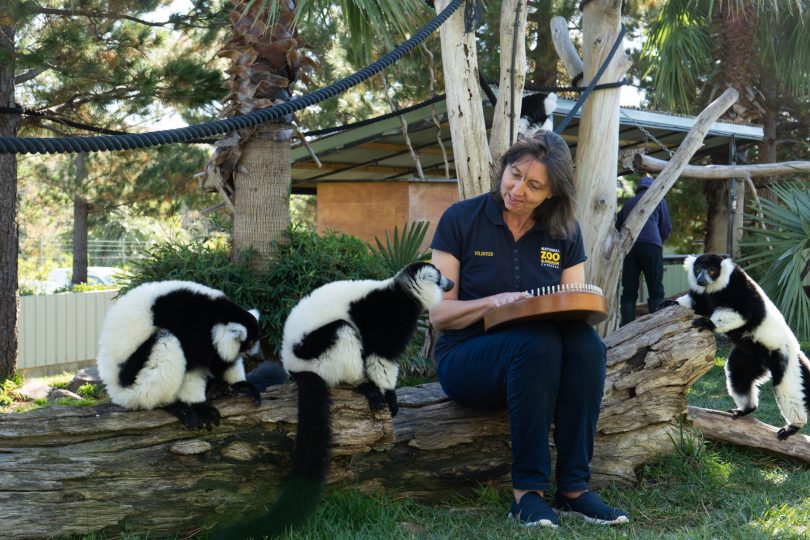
[290,96,764,194]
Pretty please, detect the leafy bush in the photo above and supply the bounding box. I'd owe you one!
[76,383,104,400]
[0,374,23,409]
[125,226,384,356]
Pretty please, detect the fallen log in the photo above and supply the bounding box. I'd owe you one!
[688,406,810,463]
[0,306,715,539]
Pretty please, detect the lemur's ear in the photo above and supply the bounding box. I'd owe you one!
[683,255,696,271]
[249,308,260,321]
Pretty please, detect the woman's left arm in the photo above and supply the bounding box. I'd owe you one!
[560,262,585,285]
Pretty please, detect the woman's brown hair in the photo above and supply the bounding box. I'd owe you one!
[490,130,577,239]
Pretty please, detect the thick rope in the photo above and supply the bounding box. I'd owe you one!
[0,0,463,155]
[554,24,628,134]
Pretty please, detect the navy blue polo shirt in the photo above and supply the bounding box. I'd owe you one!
[431,193,586,349]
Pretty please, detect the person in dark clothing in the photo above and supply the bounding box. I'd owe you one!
[429,131,629,528]
[615,175,672,326]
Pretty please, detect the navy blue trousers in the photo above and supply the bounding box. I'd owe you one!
[436,321,606,493]
[620,242,665,326]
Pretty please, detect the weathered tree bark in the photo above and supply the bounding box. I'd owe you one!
[0,21,19,380]
[572,0,631,289]
[435,0,492,199]
[232,123,292,263]
[0,307,715,539]
[688,406,810,463]
[71,153,89,285]
[488,0,528,164]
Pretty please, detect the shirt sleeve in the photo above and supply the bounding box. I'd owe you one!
[430,203,463,259]
[658,200,672,242]
[563,221,587,269]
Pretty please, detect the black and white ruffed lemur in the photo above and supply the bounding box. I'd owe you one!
[676,254,810,440]
[211,262,454,538]
[96,281,263,430]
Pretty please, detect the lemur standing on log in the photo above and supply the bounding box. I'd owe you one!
[675,254,810,440]
[211,262,454,538]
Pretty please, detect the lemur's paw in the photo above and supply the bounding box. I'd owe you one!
[777,425,800,440]
[230,380,262,405]
[659,299,679,308]
[364,394,387,412]
[728,407,756,419]
[384,389,399,417]
[164,402,198,428]
[357,382,386,412]
[190,402,222,431]
[692,317,716,331]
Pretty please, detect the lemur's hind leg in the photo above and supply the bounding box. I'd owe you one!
[363,355,400,416]
[725,347,769,419]
[771,351,810,440]
[168,369,222,430]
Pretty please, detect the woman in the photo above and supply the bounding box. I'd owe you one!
[429,131,628,528]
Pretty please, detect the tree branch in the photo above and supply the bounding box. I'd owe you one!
[550,16,583,79]
[618,88,739,255]
[34,8,172,27]
[634,154,810,179]
[688,406,810,463]
[14,67,47,85]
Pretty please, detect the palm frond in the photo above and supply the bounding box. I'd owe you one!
[739,183,810,341]
[641,0,713,113]
[369,221,432,274]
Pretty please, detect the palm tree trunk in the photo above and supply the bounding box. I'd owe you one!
[232,124,292,263]
[756,70,779,205]
[704,1,759,254]
[0,22,18,380]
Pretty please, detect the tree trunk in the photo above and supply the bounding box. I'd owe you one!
[572,0,631,299]
[756,70,779,205]
[232,124,292,263]
[704,1,759,255]
[704,181,731,254]
[488,0,528,163]
[0,307,716,539]
[0,22,18,380]
[71,153,89,285]
[435,0,492,199]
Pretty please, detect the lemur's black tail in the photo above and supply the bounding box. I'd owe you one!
[210,371,332,539]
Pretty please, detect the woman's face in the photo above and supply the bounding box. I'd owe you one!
[500,157,553,217]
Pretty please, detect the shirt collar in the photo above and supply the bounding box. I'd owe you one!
[485,193,505,226]
[486,193,546,232]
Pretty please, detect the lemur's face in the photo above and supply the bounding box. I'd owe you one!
[685,254,733,293]
[419,263,455,293]
[692,254,724,286]
[400,262,455,309]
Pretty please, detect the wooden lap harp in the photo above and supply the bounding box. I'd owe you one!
[483,284,608,332]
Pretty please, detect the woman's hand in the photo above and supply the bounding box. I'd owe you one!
[489,291,531,309]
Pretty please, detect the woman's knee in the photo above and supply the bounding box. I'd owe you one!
[506,323,563,374]
[559,322,606,368]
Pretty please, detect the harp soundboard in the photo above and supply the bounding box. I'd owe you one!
[483,283,608,332]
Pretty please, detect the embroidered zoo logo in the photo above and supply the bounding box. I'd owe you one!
[539,247,561,268]
[474,250,494,257]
